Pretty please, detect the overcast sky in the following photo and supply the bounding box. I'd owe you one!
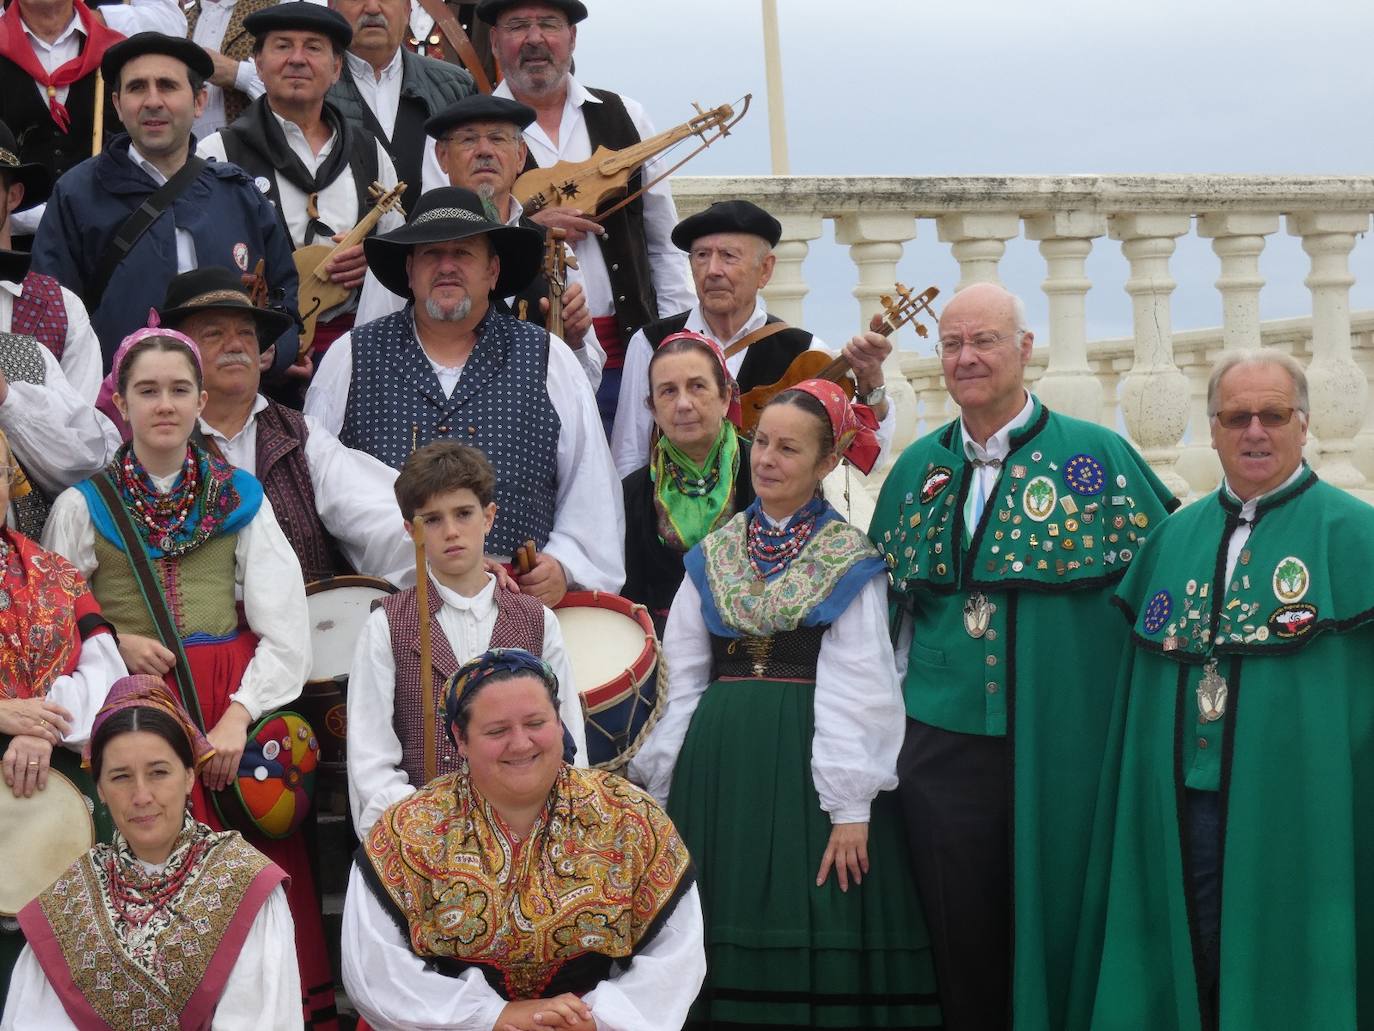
[571,0,1374,351]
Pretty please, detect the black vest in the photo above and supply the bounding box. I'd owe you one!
[642,311,813,394]
[218,98,380,248]
[0,60,112,182]
[522,88,658,344]
[492,214,553,328]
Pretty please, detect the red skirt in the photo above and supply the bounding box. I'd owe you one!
[175,632,339,1030]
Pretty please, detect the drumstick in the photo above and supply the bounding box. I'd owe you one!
[412,522,435,785]
[516,540,536,576]
[91,71,104,156]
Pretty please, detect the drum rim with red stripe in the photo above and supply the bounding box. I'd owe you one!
[555,590,657,712]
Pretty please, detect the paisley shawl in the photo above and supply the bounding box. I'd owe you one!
[361,765,694,1001]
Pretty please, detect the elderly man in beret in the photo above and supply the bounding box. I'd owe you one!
[305,186,623,605]
[199,2,404,370]
[1074,350,1374,1030]
[30,31,300,369]
[154,266,411,585]
[482,0,694,431]
[609,198,895,477]
[360,91,602,385]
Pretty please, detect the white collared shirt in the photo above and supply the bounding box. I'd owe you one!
[960,391,1036,507]
[22,13,82,106]
[190,0,267,137]
[0,277,102,403]
[344,48,403,140]
[490,75,694,323]
[126,143,199,273]
[1221,463,1308,583]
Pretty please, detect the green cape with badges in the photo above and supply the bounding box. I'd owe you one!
[1072,467,1374,1030]
[869,398,1177,1031]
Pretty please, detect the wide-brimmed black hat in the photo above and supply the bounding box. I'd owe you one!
[157,267,294,346]
[671,200,782,251]
[0,248,31,283]
[0,121,50,212]
[475,0,587,25]
[101,32,215,86]
[424,94,536,139]
[244,2,353,50]
[364,187,543,299]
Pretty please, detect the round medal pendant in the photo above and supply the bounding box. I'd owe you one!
[159,535,174,551]
[749,579,766,596]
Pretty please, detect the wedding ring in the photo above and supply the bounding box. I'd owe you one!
[26,760,38,766]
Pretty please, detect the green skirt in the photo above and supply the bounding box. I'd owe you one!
[0,739,112,1002]
[668,678,941,1030]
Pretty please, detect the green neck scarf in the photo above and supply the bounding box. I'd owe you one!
[651,421,740,552]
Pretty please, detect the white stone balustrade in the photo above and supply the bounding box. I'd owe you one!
[671,174,1374,504]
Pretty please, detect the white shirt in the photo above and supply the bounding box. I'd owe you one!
[199,394,413,585]
[630,568,903,824]
[127,143,199,273]
[351,196,606,390]
[344,49,403,140]
[0,277,102,403]
[342,863,705,1031]
[347,571,587,836]
[38,629,127,748]
[1,884,302,1031]
[492,76,695,323]
[0,345,120,498]
[304,319,626,594]
[42,484,311,721]
[959,390,1036,507]
[190,0,268,138]
[1221,463,1308,584]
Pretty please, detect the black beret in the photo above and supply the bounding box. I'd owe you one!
[101,32,215,85]
[244,2,353,50]
[671,200,782,251]
[425,94,536,139]
[475,0,588,26]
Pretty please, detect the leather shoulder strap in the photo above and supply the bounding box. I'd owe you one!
[722,320,793,359]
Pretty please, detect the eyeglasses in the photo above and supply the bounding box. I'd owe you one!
[937,331,1014,357]
[495,15,567,35]
[0,463,18,486]
[443,130,520,150]
[1211,408,1299,430]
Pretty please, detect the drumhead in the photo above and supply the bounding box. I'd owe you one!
[0,769,95,916]
[554,594,656,710]
[306,576,397,682]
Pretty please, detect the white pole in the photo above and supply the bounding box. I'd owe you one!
[760,0,790,175]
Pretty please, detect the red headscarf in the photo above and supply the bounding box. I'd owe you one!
[0,1,124,133]
[656,330,742,429]
[789,378,881,475]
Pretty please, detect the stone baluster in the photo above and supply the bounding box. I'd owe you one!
[1287,213,1371,494]
[1024,212,1107,422]
[833,212,919,462]
[935,213,1021,291]
[1197,214,1280,350]
[1109,214,1193,498]
[760,213,823,326]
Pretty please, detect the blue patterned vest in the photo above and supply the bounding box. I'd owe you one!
[340,307,560,556]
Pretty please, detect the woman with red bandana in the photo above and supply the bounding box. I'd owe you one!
[631,379,941,1029]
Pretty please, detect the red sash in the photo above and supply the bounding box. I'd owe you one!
[592,315,625,369]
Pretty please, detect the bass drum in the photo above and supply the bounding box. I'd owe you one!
[554,591,664,773]
[297,576,398,777]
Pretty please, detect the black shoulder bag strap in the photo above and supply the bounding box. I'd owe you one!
[89,473,208,732]
[90,156,207,308]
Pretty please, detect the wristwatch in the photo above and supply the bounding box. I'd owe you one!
[861,384,887,406]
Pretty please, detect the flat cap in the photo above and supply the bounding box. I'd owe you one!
[475,0,587,26]
[671,200,782,251]
[101,32,215,85]
[425,94,536,139]
[244,2,353,50]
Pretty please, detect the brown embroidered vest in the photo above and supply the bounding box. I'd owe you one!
[254,399,348,583]
[186,0,278,123]
[381,580,544,788]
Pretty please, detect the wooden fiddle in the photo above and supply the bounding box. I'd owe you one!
[292,181,406,358]
[541,227,575,339]
[513,98,750,221]
[739,284,940,435]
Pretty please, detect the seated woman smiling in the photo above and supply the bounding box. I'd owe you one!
[343,649,704,1031]
[1,676,301,1030]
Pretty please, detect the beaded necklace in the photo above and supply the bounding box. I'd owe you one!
[746,506,819,591]
[104,835,210,928]
[662,448,722,497]
[116,446,201,553]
